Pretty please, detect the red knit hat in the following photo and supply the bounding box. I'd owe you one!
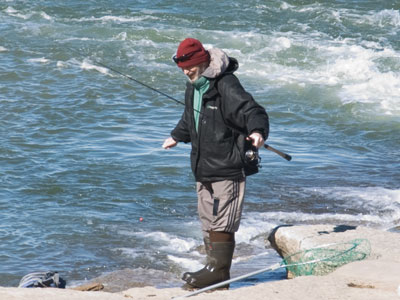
[173,38,210,68]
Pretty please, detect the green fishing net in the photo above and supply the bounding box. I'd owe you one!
[282,239,371,277]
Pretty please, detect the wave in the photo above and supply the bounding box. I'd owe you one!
[167,255,203,272]
[274,1,400,29]
[80,60,110,75]
[117,230,198,253]
[236,186,400,246]
[5,2,398,117]
[27,57,50,64]
[304,186,400,212]
[39,11,52,21]
[4,6,53,21]
[356,9,400,29]
[4,6,31,19]
[233,29,400,116]
[70,15,158,24]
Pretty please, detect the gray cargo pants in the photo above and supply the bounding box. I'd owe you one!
[196,178,246,238]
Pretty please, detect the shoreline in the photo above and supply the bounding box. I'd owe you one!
[2,225,399,300]
[1,261,399,300]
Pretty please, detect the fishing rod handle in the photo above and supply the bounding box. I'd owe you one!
[264,144,292,161]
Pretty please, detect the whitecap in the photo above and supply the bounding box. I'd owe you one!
[73,15,157,24]
[315,43,400,115]
[242,210,388,230]
[28,57,50,64]
[306,186,400,207]
[40,11,53,21]
[274,37,292,51]
[160,237,197,253]
[361,9,400,28]
[236,217,277,244]
[233,29,400,116]
[98,15,142,23]
[339,72,400,115]
[280,2,294,10]
[0,46,7,52]
[302,186,400,228]
[4,6,18,14]
[80,60,110,75]
[134,38,157,47]
[4,6,31,19]
[240,186,400,233]
[114,32,127,41]
[141,231,198,253]
[167,255,203,271]
[119,230,198,253]
[115,247,141,259]
[56,61,67,68]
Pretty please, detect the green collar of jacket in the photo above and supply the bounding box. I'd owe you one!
[192,76,210,132]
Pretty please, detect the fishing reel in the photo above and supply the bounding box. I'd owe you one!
[245,148,262,168]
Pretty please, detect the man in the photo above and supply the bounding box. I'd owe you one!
[162,38,269,289]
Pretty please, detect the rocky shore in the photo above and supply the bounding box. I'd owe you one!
[1,224,399,300]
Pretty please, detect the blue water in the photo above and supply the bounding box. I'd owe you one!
[1,0,399,290]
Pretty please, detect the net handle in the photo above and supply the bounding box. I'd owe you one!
[172,263,281,299]
[173,239,367,299]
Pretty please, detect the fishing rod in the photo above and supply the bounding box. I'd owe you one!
[67,47,292,161]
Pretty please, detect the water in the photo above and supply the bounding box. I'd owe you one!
[1,0,399,290]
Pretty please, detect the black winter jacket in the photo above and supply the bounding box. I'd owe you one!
[171,57,269,182]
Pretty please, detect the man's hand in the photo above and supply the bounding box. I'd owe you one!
[247,132,264,149]
[162,137,178,149]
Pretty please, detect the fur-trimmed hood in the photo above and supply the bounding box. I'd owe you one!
[202,48,238,79]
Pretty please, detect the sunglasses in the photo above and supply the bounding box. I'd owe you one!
[172,49,202,64]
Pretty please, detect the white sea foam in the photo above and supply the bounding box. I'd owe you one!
[272,37,292,51]
[242,210,388,230]
[40,11,53,21]
[280,2,295,10]
[307,186,400,208]
[339,71,400,115]
[114,32,127,41]
[359,9,400,29]
[233,27,400,115]
[303,186,400,227]
[63,37,93,42]
[117,230,205,271]
[318,43,400,115]
[120,230,198,253]
[56,61,67,68]
[236,217,277,244]
[4,6,31,19]
[74,15,157,24]
[202,4,400,116]
[80,60,110,75]
[167,255,203,271]
[0,46,7,52]
[4,6,18,14]
[159,236,197,253]
[115,247,141,259]
[5,6,53,21]
[134,38,158,47]
[238,186,400,236]
[297,4,323,13]
[28,57,50,64]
